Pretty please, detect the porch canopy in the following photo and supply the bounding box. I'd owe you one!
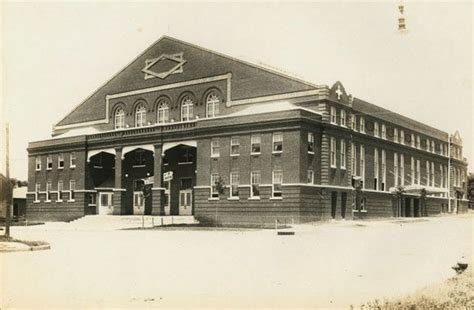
[389,185,448,195]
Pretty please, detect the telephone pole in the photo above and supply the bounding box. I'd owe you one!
[5,123,11,237]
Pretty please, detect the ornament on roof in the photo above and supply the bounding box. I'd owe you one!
[142,52,186,80]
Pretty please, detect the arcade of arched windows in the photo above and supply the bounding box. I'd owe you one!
[111,89,224,129]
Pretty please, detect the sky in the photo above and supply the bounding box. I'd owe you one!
[1,1,473,180]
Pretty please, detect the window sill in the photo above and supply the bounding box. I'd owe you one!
[70,166,76,169]
[272,151,283,155]
[330,122,337,125]
[33,200,40,204]
[56,200,63,203]
[178,162,193,165]
[68,200,75,202]
[210,155,220,159]
[44,200,51,203]
[208,197,219,201]
[341,167,346,170]
[270,197,283,200]
[251,152,261,156]
[330,165,337,169]
[248,197,260,200]
[35,169,41,172]
[47,168,52,171]
[88,204,97,207]
[230,154,240,157]
[93,166,104,169]
[132,165,146,168]
[308,151,315,155]
[227,197,239,201]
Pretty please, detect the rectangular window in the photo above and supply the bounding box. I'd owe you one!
[426,139,430,152]
[330,137,336,168]
[230,172,239,198]
[351,114,357,131]
[57,180,63,202]
[360,117,365,133]
[272,170,283,198]
[307,132,315,153]
[46,181,52,201]
[340,139,346,169]
[134,150,146,166]
[381,149,386,191]
[58,153,64,169]
[35,183,41,202]
[400,130,405,144]
[307,170,314,184]
[416,136,421,149]
[211,138,220,157]
[440,164,444,188]
[360,145,365,188]
[35,156,42,171]
[251,135,261,154]
[431,162,435,187]
[250,171,261,198]
[411,134,415,147]
[431,141,435,153]
[394,128,399,143]
[178,148,194,164]
[411,157,415,184]
[93,155,103,168]
[374,148,379,190]
[89,193,96,206]
[272,132,283,153]
[70,152,77,168]
[381,124,386,139]
[47,155,53,170]
[394,153,399,186]
[374,122,379,137]
[400,154,405,186]
[426,161,430,186]
[230,137,240,156]
[210,173,219,198]
[330,106,337,124]
[69,180,76,201]
[340,110,346,127]
[416,159,421,185]
[351,142,357,175]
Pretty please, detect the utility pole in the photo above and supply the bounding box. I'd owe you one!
[5,123,11,237]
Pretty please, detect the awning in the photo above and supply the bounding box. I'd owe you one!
[87,148,116,162]
[389,185,448,195]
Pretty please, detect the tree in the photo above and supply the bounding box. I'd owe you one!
[393,185,406,217]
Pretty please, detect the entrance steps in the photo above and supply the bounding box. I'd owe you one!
[68,215,199,230]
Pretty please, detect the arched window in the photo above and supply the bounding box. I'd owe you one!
[206,92,220,118]
[181,96,194,122]
[135,105,147,127]
[157,99,169,124]
[114,108,125,130]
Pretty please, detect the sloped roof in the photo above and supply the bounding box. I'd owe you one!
[56,36,318,127]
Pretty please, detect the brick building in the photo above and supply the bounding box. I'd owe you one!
[26,36,469,225]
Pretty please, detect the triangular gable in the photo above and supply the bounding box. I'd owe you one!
[56,36,318,127]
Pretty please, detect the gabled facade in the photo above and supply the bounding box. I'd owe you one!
[26,36,469,225]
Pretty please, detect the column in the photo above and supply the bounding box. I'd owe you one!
[151,144,164,215]
[113,147,124,215]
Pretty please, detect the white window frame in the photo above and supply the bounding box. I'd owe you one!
[416,136,421,149]
[351,114,357,131]
[69,180,76,201]
[360,145,365,188]
[272,132,283,153]
[229,172,239,198]
[400,154,405,186]
[340,139,346,169]
[330,106,337,124]
[157,100,169,124]
[230,137,240,156]
[307,169,314,184]
[35,156,41,171]
[400,130,405,144]
[211,138,220,158]
[426,139,431,152]
[47,155,53,170]
[374,148,379,190]
[440,164,444,188]
[426,161,430,186]
[381,149,386,191]
[181,96,194,122]
[374,122,379,137]
[210,173,219,198]
[251,135,261,155]
[250,171,261,198]
[381,124,386,140]
[58,153,64,169]
[394,128,398,143]
[351,142,356,175]
[272,170,283,198]
[431,162,435,187]
[70,152,76,168]
[431,141,435,153]
[206,92,220,118]
[416,159,421,185]
[360,117,365,133]
[330,137,337,168]
[46,181,52,202]
[411,134,415,147]
[115,108,125,129]
[411,157,415,185]
[135,105,147,128]
[394,153,399,186]
[307,132,315,154]
[340,109,346,127]
[35,183,41,202]
[57,180,64,202]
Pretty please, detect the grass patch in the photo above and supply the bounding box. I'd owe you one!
[355,268,474,309]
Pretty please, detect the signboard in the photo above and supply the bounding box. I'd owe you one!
[143,176,154,185]
[163,171,173,182]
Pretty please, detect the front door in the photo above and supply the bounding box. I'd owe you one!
[98,192,114,215]
[179,190,192,215]
[133,191,145,215]
[331,191,337,219]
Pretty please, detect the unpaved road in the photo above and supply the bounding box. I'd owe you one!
[1,214,472,308]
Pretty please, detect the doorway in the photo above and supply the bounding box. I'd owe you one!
[133,191,145,215]
[331,191,337,219]
[341,192,347,219]
[98,192,114,215]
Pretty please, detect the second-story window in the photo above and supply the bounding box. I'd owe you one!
[308,132,315,153]
[47,155,53,170]
[272,132,283,153]
[115,108,125,129]
[251,135,261,154]
[394,128,398,143]
[230,137,240,156]
[340,110,346,127]
[70,152,77,168]
[211,138,220,158]
[400,130,405,144]
[374,122,379,137]
[330,106,337,124]
[134,150,146,167]
[340,139,346,169]
[351,114,357,130]
[206,92,220,118]
[360,117,365,133]
[431,141,435,153]
[181,96,194,122]
[381,124,386,139]
[135,105,147,127]
[35,156,41,171]
[416,136,421,149]
[58,154,64,169]
[330,137,336,168]
[411,134,415,147]
[157,99,169,124]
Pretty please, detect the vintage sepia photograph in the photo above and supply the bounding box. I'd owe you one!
[1,1,473,309]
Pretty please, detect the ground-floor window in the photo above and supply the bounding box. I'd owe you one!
[272,170,283,198]
[35,183,40,202]
[57,180,63,202]
[250,171,261,198]
[210,173,219,198]
[230,172,239,198]
[307,170,314,184]
[69,180,76,201]
[46,181,52,202]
